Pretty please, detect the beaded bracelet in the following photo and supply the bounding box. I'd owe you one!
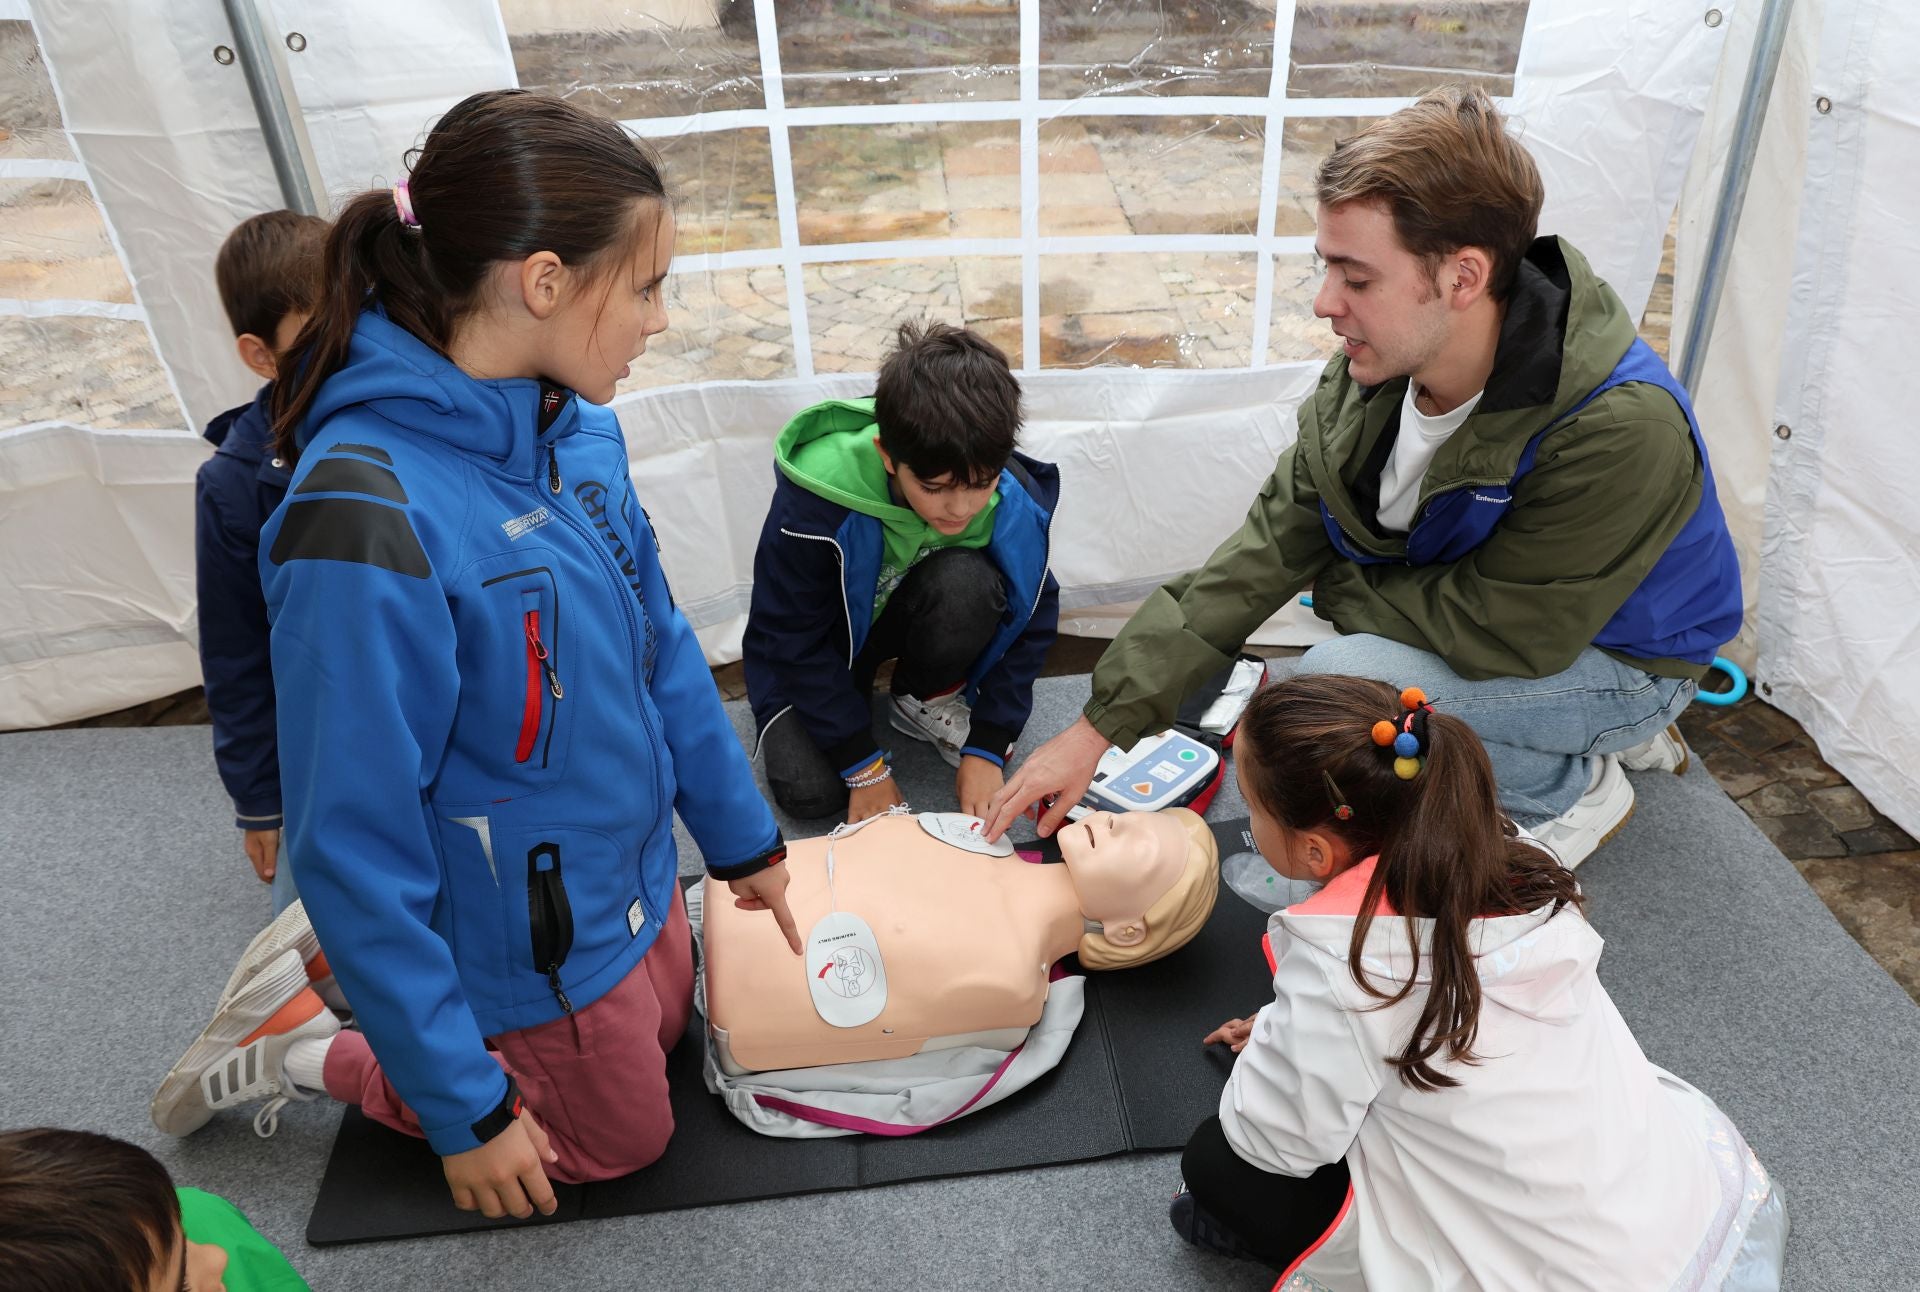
[844,758,893,789]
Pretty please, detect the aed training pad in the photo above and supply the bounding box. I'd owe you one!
[306,823,1273,1245]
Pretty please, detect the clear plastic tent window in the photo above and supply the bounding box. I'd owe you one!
[8,0,1729,729]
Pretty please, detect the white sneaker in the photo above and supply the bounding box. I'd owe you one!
[889,691,971,769]
[217,899,349,1015]
[1531,755,1636,871]
[152,947,340,1138]
[1620,722,1691,776]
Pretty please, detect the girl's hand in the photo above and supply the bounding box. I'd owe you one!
[1204,1015,1258,1053]
[728,865,803,955]
[956,755,1004,821]
[443,1112,559,1220]
[847,776,906,824]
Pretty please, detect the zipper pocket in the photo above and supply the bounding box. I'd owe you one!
[526,842,575,1013]
[514,607,564,766]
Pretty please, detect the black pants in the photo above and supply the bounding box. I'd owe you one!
[1180,1115,1353,1272]
[762,547,1006,820]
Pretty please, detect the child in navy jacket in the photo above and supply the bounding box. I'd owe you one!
[194,210,327,911]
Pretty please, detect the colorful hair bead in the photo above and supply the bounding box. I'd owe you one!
[1394,756,1422,780]
[1400,686,1427,711]
[1371,719,1397,746]
[1393,731,1420,758]
[1334,804,1354,821]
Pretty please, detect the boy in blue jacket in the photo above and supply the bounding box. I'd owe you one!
[745,323,1061,823]
[194,210,327,911]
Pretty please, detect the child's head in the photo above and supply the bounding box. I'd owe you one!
[1233,673,1582,1090]
[872,322,1022,535]
[215,209,328,382]
[0,1128,227,1290]
[271,89,675,459]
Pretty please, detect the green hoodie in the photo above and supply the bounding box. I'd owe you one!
[775,398,999,615]
[1086,237,1710,750]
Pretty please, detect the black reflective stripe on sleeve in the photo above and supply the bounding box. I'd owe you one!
[294,456,410,504]
[469,1078,524,1146]
[329,442,392,465]
[268,497,431,579]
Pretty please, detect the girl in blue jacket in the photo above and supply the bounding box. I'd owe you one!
[152,90,799,1221]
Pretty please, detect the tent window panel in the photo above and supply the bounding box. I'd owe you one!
[0,20,73,160]
[791,122,1020,246]
[803,257,1020,375]
[1268,253,1340,365]
[1040,115,1264,239]
[0,315,183,431]
[1273,115,1380,238]
[616,266,796,391]
[650,128,779,255]
[500,1,765,119]
[1040,252,1256,369]
[0,179,135,304]
[1038,0,1277,101]
[1287,1,1531,99]
[777,0,1017,108]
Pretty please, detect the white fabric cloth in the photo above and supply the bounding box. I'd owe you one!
[1374,383,1484,534]
[1224,871,1785,1291]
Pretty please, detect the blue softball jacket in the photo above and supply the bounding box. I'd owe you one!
[261,311,782,1155]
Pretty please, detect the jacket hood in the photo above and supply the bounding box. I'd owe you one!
[774,397,918,524]
[1277,858,1599,1026]
[299,311,572,479]
[203,384,273,461]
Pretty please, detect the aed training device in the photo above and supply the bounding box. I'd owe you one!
[1071,729,1222,820]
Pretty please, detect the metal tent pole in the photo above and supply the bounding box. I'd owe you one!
[221,0,327,215]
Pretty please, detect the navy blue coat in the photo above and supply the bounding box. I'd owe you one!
[194,385,290,829]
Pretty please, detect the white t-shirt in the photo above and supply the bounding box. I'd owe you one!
[1374,381,1485,534]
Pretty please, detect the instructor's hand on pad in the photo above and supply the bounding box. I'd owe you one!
[444,1112,559,1220]
[982,716,1109,842]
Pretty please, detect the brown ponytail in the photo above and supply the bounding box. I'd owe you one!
[270,89,670,462]
[1236,674,1583,1091]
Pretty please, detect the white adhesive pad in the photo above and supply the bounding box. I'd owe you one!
[805,910,889,1028]
[917,811,1016,856]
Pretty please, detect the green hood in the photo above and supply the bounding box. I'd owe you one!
[774,397,998,613]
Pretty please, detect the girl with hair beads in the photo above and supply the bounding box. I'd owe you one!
[1171,674,1786,1290]
[152,89,799,1221]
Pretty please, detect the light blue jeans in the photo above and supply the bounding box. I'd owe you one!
[270,849,300,915]
[1292,634,1697,827]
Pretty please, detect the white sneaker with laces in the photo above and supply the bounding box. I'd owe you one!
[1531,755,1636,871]
[889,690,971,768]
[217,899,349,1015]
[1620,722,1691,775]
[152,947,340,1138]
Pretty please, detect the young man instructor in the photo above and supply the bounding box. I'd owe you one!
[985,88,1741,868]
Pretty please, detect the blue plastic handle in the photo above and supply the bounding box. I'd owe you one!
[1301,594,1749,707]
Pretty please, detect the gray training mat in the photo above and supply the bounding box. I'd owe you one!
[306,816,1273,1245]
[6,673,1920,1287]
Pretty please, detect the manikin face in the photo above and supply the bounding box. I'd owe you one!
[1312,199,1453,389]
[540,203,676,405]
[876,446,999,536]
[1055,809,1190,940]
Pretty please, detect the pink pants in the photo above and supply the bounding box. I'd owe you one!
[323,885,694,1184]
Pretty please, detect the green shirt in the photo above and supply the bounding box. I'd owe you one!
[178,1188,311,1292]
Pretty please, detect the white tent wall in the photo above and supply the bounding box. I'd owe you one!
[7,0,1735,728]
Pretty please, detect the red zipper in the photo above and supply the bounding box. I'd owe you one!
[516,609,564,763]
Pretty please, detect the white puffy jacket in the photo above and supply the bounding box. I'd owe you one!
[1223,858,1787,1291]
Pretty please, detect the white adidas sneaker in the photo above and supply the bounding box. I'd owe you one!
[1621,722,1691,776]
[889,690,971,769]
[152,947,340,1138]
[1531,755,1636,871]
[217,899,348,1015]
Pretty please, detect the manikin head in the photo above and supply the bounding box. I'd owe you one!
[1056,808,1219,969]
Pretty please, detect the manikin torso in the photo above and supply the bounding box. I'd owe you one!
[703,810,1190,1073]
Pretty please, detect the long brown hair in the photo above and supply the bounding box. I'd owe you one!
[1236,673,1583,1091]
[269,89,670,461]
[0,1128,181,1289]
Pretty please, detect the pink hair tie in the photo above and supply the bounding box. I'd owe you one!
[392,179,420,229]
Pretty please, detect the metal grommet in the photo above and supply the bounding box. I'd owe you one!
[1705,8,1723,26]
[1816,95,1833,114]
[213,45,235,65]
[1760,682,1773,697]
[1774,424,1791,441]
[285,31,307,52]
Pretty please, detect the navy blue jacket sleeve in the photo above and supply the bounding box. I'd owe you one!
[627,499,784,880]
[965,566,1060,764]
[745,513,885,776]
[265,498,508,1157]
[194,458,282,829]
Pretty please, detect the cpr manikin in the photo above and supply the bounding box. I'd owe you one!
[701,808,1219,1076]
